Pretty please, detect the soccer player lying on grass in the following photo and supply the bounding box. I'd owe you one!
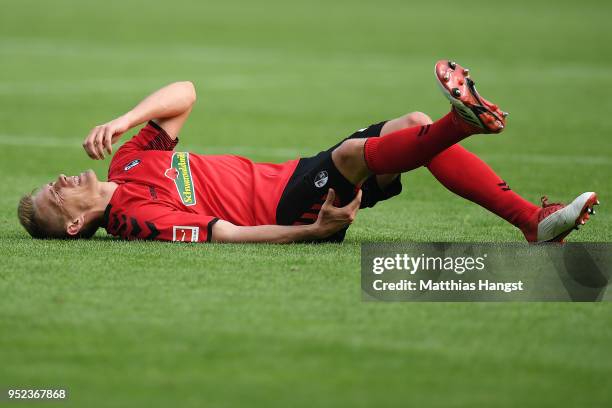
[18,60,599,243]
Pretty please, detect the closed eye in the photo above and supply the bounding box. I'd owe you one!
[48,185,60,205]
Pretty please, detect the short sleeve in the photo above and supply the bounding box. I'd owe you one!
[113,121,178,161]
[103,203,219,243]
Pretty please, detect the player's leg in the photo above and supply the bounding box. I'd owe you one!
[331,108,540,233]
[426,144,539,237]
[426,145,599,242]
[331,107,482,185]
[334,120,598,242]
[345,112,433,209]
[346,108,552,239]
[373,111,434,188]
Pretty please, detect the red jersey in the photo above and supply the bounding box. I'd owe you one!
[103,121,299,242]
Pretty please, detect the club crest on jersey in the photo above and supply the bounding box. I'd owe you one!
[166,152,197,206]
[124,159,141,171]
[314,170,328,188]
[173,226,199,242]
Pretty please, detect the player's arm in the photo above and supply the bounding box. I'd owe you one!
[212,189,362,243]
[82,81,196,159]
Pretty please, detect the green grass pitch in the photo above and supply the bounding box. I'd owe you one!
[1,0,611,406]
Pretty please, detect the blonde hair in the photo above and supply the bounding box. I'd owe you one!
[17,190,99,239]
[17,191,48,239]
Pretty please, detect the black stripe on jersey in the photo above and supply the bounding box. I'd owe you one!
[144,221,160,240]
[130,217,142,237]
[111,213,120,232]
[116,214,128,236]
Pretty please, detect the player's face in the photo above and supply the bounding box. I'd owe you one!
[34,170,100,231]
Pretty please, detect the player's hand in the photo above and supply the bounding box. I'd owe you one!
[313,188,362,239]
[82,115,131,160]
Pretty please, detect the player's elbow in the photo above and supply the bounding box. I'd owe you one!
[182,81,197,106]
[171,81,197,107]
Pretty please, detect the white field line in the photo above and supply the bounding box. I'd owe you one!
[0,133,314,159]
[0,75,301,95]
[0,133,610,165]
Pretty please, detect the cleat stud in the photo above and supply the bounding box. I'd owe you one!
[596,200,600,205]
[448,60,457,69]
[502,111,509,118]
[451,88,461,97]
[464,68,470,76]
[444,72,450,82]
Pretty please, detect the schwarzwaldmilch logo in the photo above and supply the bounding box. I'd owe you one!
[165,152,196,206]
[314,170,328,188]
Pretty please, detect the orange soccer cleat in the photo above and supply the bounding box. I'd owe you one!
[435,59,507,133]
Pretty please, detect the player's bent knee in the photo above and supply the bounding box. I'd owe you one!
[404,111,433,127]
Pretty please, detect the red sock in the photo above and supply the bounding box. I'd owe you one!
[426,144,538,229]
[364,111,478,174]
